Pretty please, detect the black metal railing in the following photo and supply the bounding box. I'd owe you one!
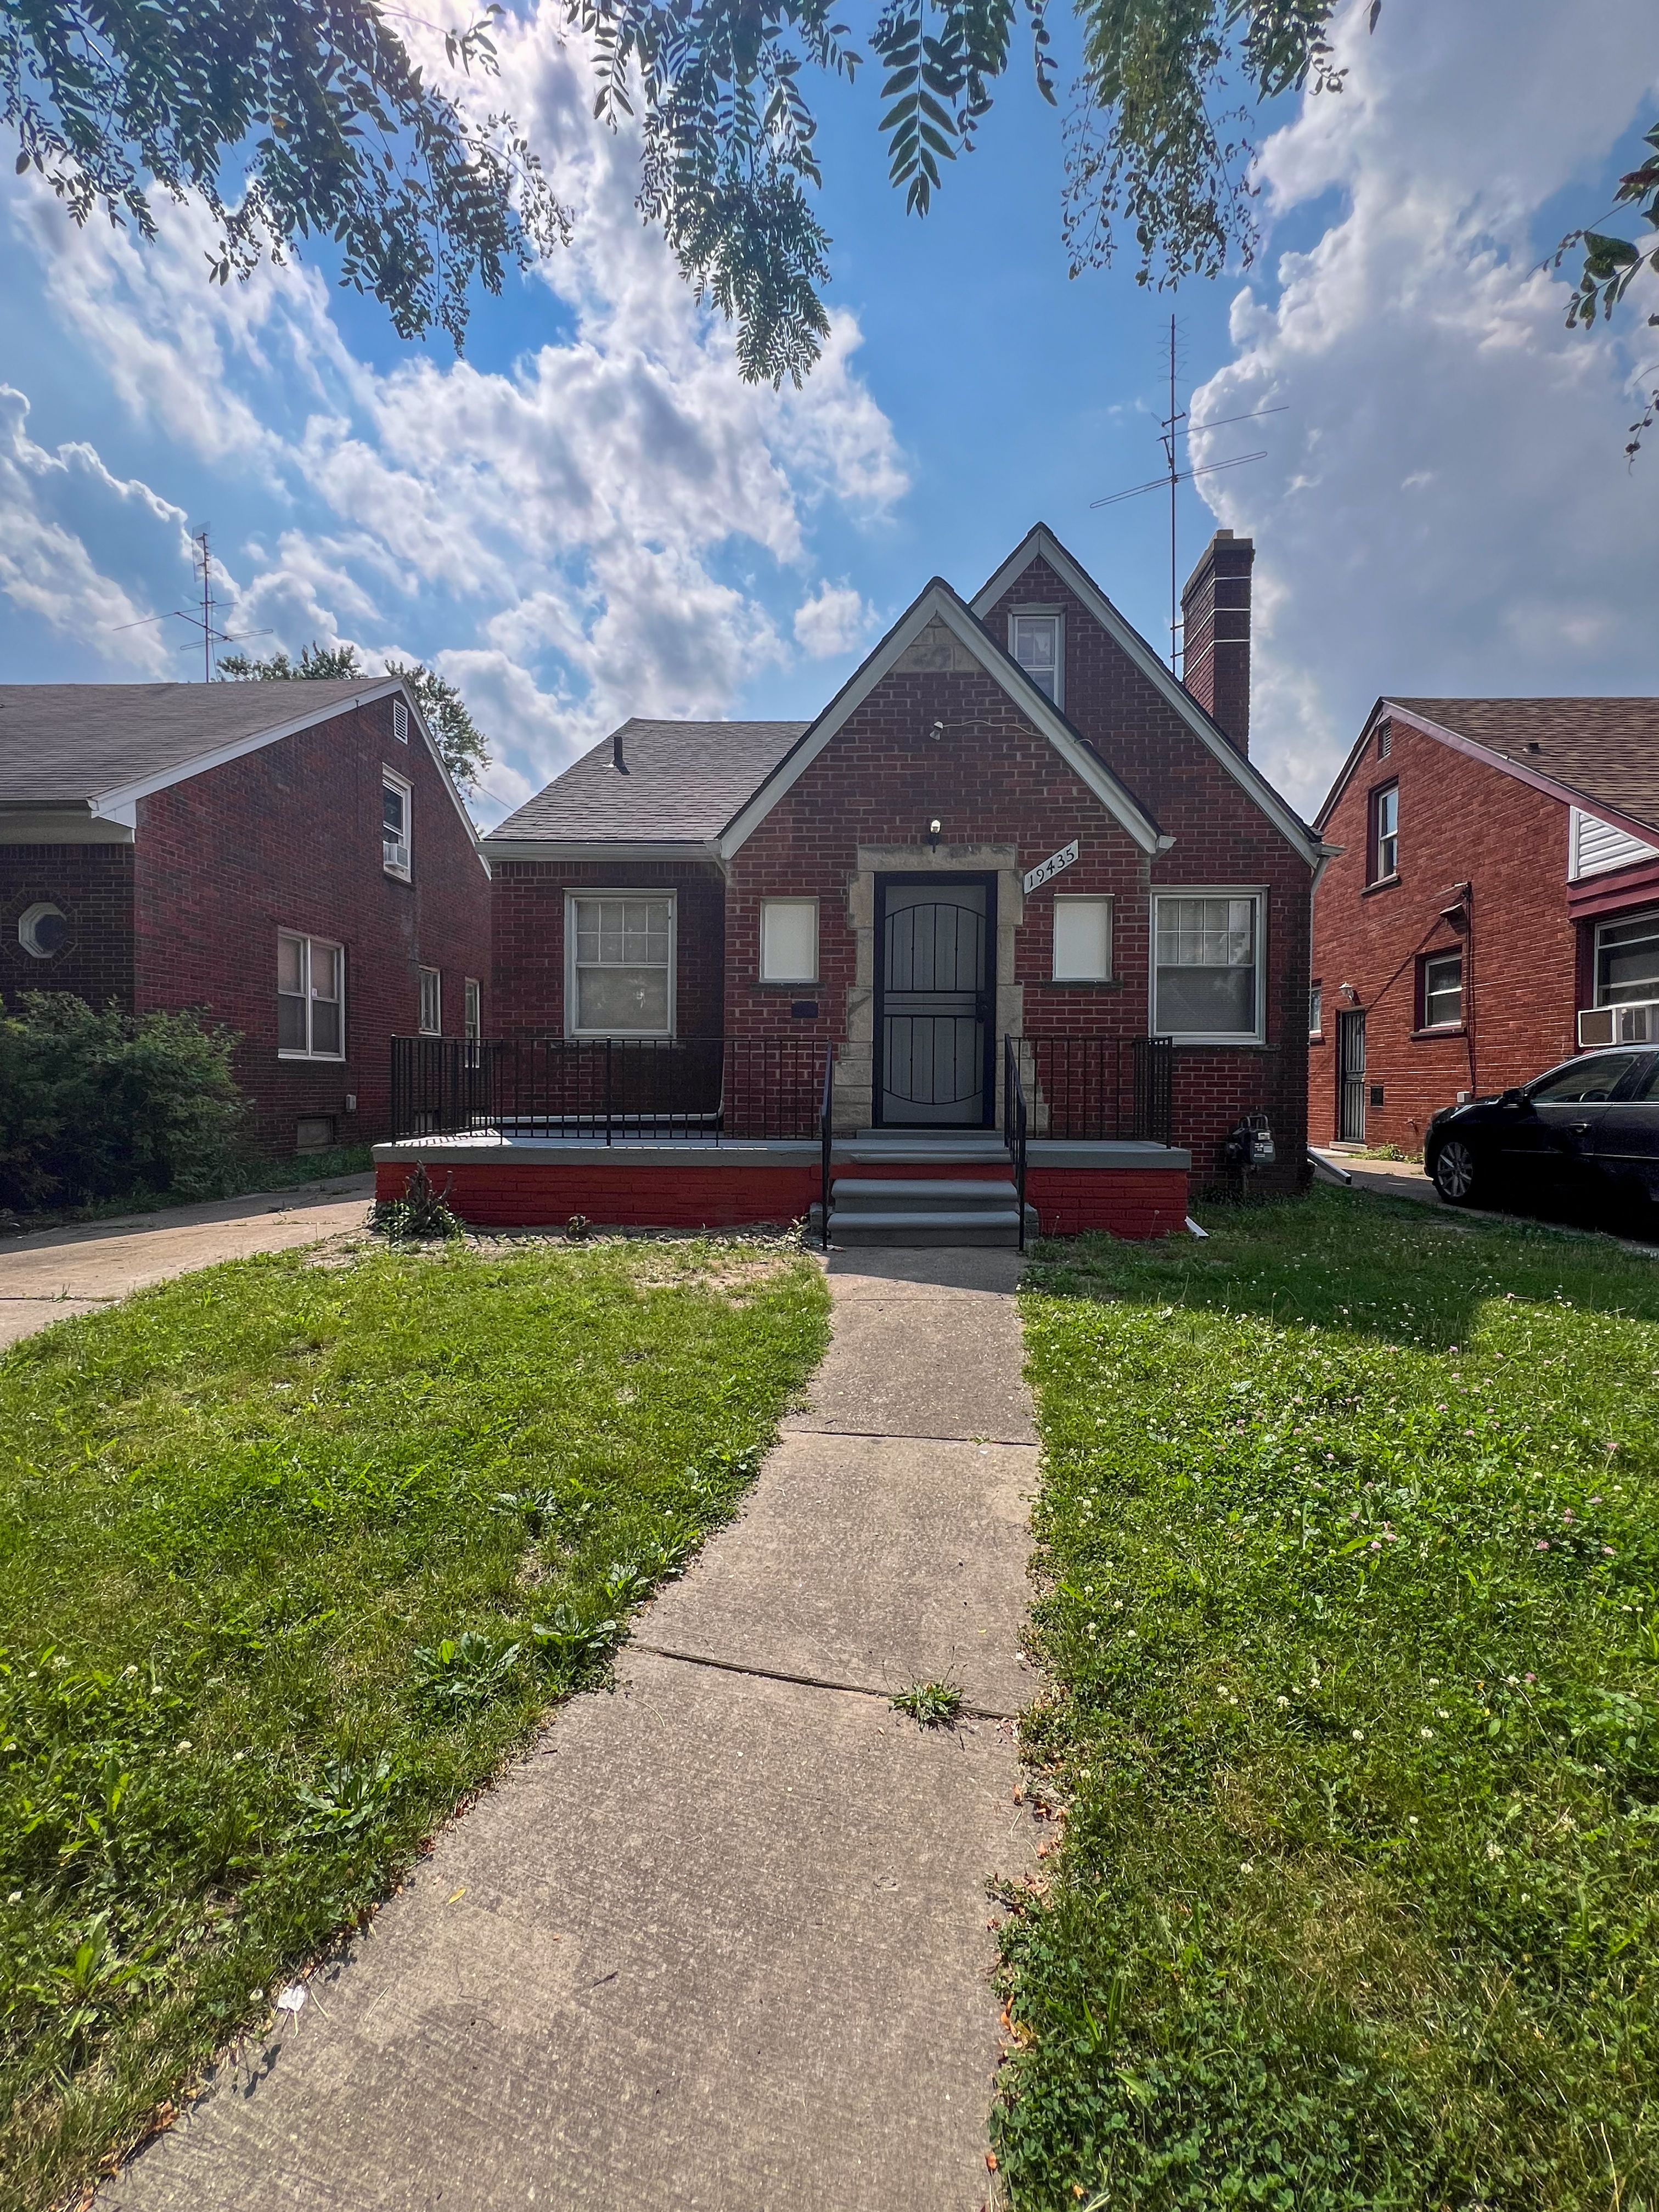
[391,1035,826,1144]
[1020,1034,1174,1145]
[819,1046,834,1251]
[1003,1035,1030,1251]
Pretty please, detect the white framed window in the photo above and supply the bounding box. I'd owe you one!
[1309,984,1323,1038]
[17,901,69,959]
[392,697,409,743]
[1009,611,1063,708]
[278,932,345,1060]
[383,769,412,878]
[566,892,676,1037]
[1421,951,1463,1030]
[1152,891,1266,1044]
[419,966,442,1035]
[1369,784,1398,883]
[1595,909,1659,1007]
[760,898,818,983]
[1051,895,1112,981]
[464,978,482,1038]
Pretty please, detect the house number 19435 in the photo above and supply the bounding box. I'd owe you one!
[1022,840,1079,895]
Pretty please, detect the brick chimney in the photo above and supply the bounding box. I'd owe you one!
[1180,529,1254,755]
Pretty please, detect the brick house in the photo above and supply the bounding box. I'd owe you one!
[1309,699,1659,1153]
[0,680,491,1151]
[385,525,1329,1240]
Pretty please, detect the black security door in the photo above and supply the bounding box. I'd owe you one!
[1338,1010,1367,1144]
[875,876,996,1127]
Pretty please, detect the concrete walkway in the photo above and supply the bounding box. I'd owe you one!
[0,1175,376,1349]
[104,1246,1039,2212]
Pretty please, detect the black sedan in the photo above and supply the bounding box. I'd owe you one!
[1425,1046,1659,1217]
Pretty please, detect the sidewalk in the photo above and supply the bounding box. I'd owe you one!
[103,1245,1039,2211]
[0,1175,375,1349]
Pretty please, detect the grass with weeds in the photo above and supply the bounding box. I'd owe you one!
[890,1679,964,1729]
[0,1234,828,2210]
[999,1185,1659,2210]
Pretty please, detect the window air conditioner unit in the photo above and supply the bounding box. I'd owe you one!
[384,838,410,873]
[1578,1000,1659,1048]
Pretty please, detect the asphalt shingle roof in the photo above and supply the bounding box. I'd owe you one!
[1388,698,1659,837]
[489,719,811,845]
[0,682,389,806]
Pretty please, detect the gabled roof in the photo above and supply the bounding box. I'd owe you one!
[718,576,1169,860]
[0,680,391,807]
[487,720,808,852]
[0,677,488,870]
[1325,698,1659,843]
[970,522,1328,868]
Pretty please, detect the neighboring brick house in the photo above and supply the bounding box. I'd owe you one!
[396,525,1328,1239]
[1310,699,1659,1153]
[0,681,491,1150]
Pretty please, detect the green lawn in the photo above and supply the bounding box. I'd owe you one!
[999,1188,1659,2210]
[0,1235,828,2211]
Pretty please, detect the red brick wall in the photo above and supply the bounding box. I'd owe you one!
[0,844,135,1010]
[1025,1166,1188,1239]
[1310,714,1579,1151]
[376,1157,816,1229]
[982,558,1313,1187]
[490,859,727,1043]
[132,696,491,1151]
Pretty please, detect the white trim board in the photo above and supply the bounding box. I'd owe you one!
[971,523,1328,871]
[717,578,1170,862]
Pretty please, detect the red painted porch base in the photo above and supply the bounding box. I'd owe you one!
[376,1158,1189,1239]
[1024,1167,1189,1239]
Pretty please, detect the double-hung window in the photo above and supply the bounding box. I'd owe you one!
[1595,909,1659,1006]
[1152,892,1265,1043]
[1309,984,1324,1038]
[464,978,482,1038]
[1420,951,1464,1030]
[1009,611,1062,706]
[567,893,674,1036]
[419,966,442,1035]
[278,932,345,1059]
[1369,784,1399,882]
[383,769,412,879]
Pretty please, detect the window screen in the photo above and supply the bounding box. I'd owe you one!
[1154,895,1261,1039]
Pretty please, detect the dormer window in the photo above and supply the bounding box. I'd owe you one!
[1010,611,1063,708]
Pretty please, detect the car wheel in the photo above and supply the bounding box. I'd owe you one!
[1433,1138,1477,1205]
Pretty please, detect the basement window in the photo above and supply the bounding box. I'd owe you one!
[278,932,345,1059]
[1009,611,1063,708]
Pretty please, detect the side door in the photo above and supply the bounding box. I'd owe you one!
[1337,1011,1366,1144]
[1590,1052,1659,1208]
[1496,1050,1650,1197]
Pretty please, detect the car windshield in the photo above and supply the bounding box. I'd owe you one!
[1526,1052,1648,1104]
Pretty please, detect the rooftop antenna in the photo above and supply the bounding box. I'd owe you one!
[1089,315,1286,673]
[105,525,271,676]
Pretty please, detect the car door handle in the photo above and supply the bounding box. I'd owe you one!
[1568,1121,1591,1134]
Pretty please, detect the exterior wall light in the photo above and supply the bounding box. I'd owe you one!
[929,720,946,742]
[927,818,942,849]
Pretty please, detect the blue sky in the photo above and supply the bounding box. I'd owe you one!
[1,0,1656,826]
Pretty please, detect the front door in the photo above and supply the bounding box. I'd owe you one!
[1338,1010,1367,1143]
[875,876,995,1127]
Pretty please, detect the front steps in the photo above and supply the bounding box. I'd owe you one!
[814,1131,1034,1247]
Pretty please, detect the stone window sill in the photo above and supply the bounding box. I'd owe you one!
[1361,874,1401,897]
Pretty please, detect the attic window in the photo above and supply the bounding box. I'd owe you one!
[392,698,409,742]
[1009,612,1063,709]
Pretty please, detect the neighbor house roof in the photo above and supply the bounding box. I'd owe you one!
[1377,699,1659,840]
[0,680,396,808]
[487,720,811,856]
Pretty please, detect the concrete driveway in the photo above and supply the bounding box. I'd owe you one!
[0,1175,376,1349]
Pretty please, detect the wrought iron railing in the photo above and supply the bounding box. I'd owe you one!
[1003,1035,1030,1252]
[819,1046,834,1251]
[390,1035,826,1144]
[1019,1035,1175,1145]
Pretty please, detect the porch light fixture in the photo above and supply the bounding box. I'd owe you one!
[1339,982,1358,1002]
[929,719,946,742]
[927,818,942,850]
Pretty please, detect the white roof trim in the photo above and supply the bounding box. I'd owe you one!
[971,524,1325,869]
[718,581,1168,862]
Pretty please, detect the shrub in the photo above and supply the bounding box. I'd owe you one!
[0,994,245,1211]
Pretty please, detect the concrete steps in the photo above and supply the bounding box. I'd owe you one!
[817,1146,1032,1247]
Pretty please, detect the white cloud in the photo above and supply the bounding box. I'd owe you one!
[793,581,872,657]
[0,1,907,821]
[1191,0,1659,819]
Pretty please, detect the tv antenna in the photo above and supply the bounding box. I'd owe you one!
[1090,315,1286,673]
[106,526,271,678]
